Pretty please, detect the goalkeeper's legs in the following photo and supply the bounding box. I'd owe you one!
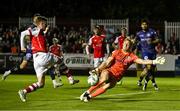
[87,70,109,93]
[80,70,108,102]
[90,75,116,98]
[80,70,116,102]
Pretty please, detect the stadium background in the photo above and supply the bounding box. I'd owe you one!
[1,0,180,110]
[0,0,180,76]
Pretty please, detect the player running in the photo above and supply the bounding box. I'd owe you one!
[136,19,160,91]
[80,37,165,102]
[49,37,79,85]
[18,16,64,102]
[1,13,40,80]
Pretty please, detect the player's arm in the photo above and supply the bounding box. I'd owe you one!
[43,25,50,34]
[20,30,30,52]
[85,45,90,55]
[152,37,160,44]
[134,56,165,65]
[106,43,110,55]
[112,42,118,49]
[93,55,114,74]
[85,37,92,57]
[112,37,119,49]
[152,31,160,44]
[133,35,141,54]
[60,45,64,57]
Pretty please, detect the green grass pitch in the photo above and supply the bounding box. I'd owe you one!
[0,74,180,110]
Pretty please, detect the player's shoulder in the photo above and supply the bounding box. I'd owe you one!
[148,28,156,32]
[27,23,36,29]
[28,26,39,33]
[136,30,143,35]
[89,35,96,40]
[57,44,62,47]
[116,35,122,38]
[30,23,37,29]
[49,44,54,48]
[101,34,106,38]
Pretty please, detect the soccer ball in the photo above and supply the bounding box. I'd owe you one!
[87,74,98,86]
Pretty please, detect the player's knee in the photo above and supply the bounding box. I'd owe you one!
[37,82,45,88]
[99,70,109,82]
[39,85,44,88]
[103,83,111,89]
[20,63,27,69]
[39,83,45,88]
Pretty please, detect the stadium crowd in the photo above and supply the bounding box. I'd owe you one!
[0,23,179,54]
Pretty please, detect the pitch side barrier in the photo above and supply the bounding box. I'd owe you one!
[0,53,179,77]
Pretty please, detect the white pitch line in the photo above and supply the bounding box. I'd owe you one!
[99,91,151,98]
[76,91,151,99]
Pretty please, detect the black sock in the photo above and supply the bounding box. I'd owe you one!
[11,65,20,73]
[139,76,144,82]
[49,68,55,80]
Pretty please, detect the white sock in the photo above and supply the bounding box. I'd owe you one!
[52,80,57,85]
[68,76,74,83]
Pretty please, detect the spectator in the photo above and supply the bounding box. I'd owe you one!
[165,32,177,55]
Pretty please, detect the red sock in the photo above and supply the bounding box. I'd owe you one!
[88,81,104,93]
[66,70,72,78]
[24,83,39,93]
[91,87,106,98]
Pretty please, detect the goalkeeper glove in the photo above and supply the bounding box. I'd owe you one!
[152,56,165,65]
[89,68,99,75]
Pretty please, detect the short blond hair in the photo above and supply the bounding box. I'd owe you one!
[35,16,47,25]
[124,36,134,48]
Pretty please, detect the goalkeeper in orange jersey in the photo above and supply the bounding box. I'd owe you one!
[80,37,165,102]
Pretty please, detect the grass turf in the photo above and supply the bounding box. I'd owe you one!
[0,74,180,110]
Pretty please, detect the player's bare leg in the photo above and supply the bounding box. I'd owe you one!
[64,69,79,85]
[2,60,28,80]
[137,68,147,86]
[142,67,152,91]
[18,74,45,102]
[49,67,63,88]
[150,67,159,90]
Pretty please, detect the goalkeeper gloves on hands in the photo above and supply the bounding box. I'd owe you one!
[152,56,166,65]
[89,68,99,75]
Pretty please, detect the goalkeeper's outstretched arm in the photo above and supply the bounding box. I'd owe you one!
[96,56,114,72]
[134,56,165,65]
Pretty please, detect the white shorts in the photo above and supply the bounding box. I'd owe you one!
[94,57,106,68]
[33,52,60,77]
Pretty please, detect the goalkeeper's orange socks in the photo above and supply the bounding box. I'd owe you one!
[90,87,106,98]
[88,81,104,93]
